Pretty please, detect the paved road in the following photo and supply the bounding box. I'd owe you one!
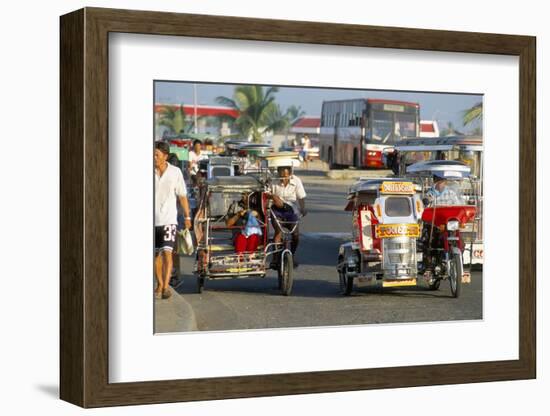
[168,172,483,332]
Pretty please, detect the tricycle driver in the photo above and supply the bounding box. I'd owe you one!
[425,173,461,206]
[267,166,307,268]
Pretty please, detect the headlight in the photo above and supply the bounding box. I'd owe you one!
[347,255,359,266]
[447,220,460,231]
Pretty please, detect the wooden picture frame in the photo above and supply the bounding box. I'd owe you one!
[60,7,536,408]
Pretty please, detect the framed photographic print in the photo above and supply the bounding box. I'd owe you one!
[60,7,536,408]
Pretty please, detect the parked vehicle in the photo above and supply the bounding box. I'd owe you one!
[319,98,420,169]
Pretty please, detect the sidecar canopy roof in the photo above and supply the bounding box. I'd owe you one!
[206,175,264,191]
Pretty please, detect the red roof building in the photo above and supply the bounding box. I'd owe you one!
[155,104,239,119]
[290,116,321,135]
[419,120,440,137]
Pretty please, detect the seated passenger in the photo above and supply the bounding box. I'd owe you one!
[426,174,461,206]
[225,193,262,254]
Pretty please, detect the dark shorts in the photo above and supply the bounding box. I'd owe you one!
[155,224,177,253]
[271,204,299,225]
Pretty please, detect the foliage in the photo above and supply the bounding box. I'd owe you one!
[440,121,464,137]
[285,105,306,122]
[216,85,290,142]
[462,102,483,126]
[157,104,188,134]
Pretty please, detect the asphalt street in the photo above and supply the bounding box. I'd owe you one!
[165,170,483,332]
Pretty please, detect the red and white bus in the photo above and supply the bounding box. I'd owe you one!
[319,98,420,168]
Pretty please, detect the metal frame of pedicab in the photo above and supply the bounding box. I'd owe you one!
[405,160,478,297]
[193,161,299,296]
[336,177,425,295]
[394,135,484,265]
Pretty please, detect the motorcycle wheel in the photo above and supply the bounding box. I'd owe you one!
[280,251,293,296]
[338,266,354,296]
[449,253,463,298]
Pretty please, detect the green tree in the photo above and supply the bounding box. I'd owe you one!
[285,104,306,122]
[158,104,188,135]
[440,121,464,136]
[216,85,287,142]
[462,102,483,127]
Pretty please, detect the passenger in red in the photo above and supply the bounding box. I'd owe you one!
[225,193,262,254]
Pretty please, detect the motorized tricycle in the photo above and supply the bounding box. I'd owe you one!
[337,178,424,295]
[406,160,477,297]
[394,135,484,266]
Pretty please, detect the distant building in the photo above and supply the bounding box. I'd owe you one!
[290,116,321,138]
[154,104,239,119]
[154,104,239,139]
[419,120,440,138]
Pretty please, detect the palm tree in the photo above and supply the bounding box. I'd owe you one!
[440,121,464,136]
[216,85,287,142]
[462,102,483,127]
[285,105,306,122]
[157,104,188,135]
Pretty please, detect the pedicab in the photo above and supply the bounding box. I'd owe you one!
[337,178,424,295]
[193,174,295,295]
[406,160,478,297]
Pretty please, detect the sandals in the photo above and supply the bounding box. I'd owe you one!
[162,288,172,299]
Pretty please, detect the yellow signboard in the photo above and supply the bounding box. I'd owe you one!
[380,181,415,195]
[376,223,420,238]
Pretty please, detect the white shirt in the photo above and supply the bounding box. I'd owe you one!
[188,150,208,175]
[155,163,187,226]
[270,175,307,214]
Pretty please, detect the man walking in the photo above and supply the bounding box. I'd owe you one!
[155,142,192,299]
[188,139,208,184]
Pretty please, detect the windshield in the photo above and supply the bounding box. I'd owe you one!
[394,113,417,138]
[371,111,393,143]
[371,111,417,144]
[385,196,412,217]
[426,179,475,207]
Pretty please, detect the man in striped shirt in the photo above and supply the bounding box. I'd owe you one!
[426,176,461,206]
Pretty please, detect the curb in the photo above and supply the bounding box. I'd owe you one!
[154,288,198,333]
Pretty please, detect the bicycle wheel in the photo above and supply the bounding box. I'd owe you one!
[280,251,294,296]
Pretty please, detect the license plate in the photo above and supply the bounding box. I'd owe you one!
[376,224,420,239]
[356,277,372,287]
[383,278,417,288]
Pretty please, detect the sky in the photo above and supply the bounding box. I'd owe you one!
[155,81,483,133]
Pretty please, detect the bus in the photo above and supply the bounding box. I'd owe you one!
[319,98,420,168]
